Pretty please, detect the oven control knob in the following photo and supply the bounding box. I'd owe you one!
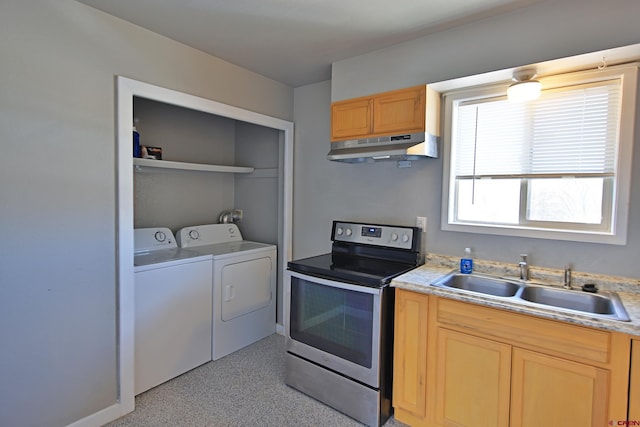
[345,228,352,236]
[188,230,199,240]
[402,234,410,243]
[154,231,166,242]
[336,227,344,236]
[391,233,398,241]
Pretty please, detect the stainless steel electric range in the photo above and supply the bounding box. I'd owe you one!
[285,220,422,426]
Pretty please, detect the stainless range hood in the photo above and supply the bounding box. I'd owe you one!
[327,132,439,163]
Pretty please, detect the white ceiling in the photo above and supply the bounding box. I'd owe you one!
[76,0,545,87]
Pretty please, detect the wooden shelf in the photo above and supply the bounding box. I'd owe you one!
[133,157,255,174]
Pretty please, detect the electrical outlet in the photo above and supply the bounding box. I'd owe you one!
[416,216,427,232]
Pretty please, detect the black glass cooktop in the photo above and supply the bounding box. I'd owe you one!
[288,253,418,288]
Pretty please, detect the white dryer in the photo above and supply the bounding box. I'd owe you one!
[134,227,213,395]
[176,223,277,360]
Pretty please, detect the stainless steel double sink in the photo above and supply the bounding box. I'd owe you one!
[431,271,630,321]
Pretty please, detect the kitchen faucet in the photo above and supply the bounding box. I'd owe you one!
[563,265,572,289]
[518,254,529,281]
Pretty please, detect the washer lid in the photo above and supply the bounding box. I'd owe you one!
[134,248,207,267]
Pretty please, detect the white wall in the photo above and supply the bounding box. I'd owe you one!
[0,1,292,426]
[294,0,640,278]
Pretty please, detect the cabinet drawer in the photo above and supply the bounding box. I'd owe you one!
[436,298,611,364]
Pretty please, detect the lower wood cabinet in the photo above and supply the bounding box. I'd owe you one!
[393,289,632,427]
[434,328,511,427]
[393,289,429,422]
[510,348,609,427]
[629,339,640,420]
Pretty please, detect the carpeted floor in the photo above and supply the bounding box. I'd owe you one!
[105,333,406,427]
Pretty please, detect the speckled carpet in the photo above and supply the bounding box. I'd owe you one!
[105,333,405,427]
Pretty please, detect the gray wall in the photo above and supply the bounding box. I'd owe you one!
[294,0,640,278]
[234,122,281,245]
[332,0,640,100]
[134,102,283,323]
[133,99,283,241]
[0,1,292,426]
[292,81,337,258]
[2,0,638,425]
[293,81,439,258]
[234,123,282,323]
[133,97,237,230]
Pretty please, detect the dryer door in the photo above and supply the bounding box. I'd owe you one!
[221,256,273,321]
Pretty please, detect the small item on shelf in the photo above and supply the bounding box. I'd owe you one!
[133,120,141,158]
[142,146,162,160]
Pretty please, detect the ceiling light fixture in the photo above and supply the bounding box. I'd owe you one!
[507,68,541,102]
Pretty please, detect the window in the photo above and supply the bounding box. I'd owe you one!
[442,64,638,244]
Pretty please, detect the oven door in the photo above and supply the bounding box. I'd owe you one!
[285,270,382,388]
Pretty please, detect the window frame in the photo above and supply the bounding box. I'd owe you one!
[441,63,638,245]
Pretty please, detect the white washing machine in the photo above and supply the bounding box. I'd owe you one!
[134,227,213,395]
[176,223,277,360]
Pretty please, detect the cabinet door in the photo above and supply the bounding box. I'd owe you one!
[510,348,609,427]
[434,328,511,427]
[331,98,372,140]
[372,86,425,135]
[628,339,640,420]
[393,290,429,420]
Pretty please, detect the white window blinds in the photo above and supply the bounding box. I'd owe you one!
[454,79,621,178]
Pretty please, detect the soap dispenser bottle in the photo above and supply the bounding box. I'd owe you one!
[460,247,473,274]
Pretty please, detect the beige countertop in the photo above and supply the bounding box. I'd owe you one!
[391,259,640,336]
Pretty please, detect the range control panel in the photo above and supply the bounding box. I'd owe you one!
[332,221,419,250]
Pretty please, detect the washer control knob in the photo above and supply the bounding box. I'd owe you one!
[188,230,199,240]
[402,234,410,243]
[345,228,353,236]
[336,227,344,236]
[154,231,166,242]
[391,233,398,241]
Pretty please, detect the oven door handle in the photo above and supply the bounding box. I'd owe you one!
[287,270,383,295]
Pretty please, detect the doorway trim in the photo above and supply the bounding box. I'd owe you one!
[114,76,293,418]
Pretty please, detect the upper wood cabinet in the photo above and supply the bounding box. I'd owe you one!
[331,98,372,140]
[330,85,440,142]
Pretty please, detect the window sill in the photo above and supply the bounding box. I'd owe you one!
[441,221,626,246]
